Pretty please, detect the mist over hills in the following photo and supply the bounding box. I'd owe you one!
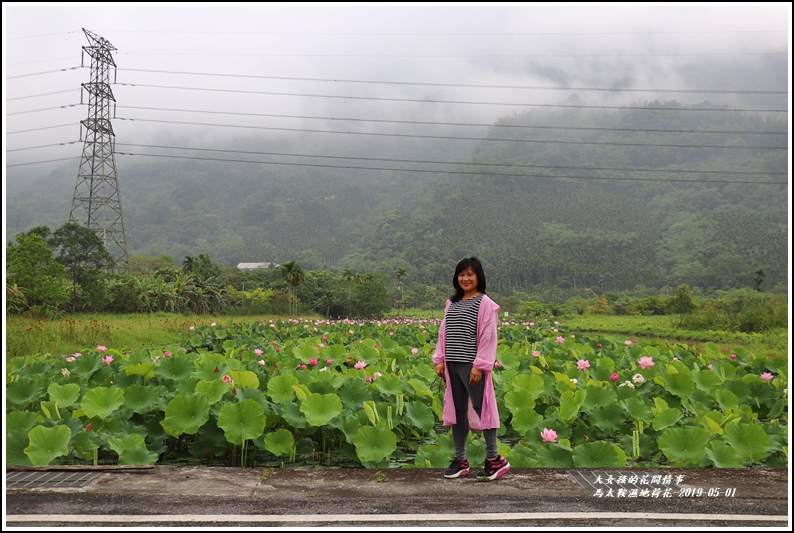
[7,45,790,296]
[6,91,788,297]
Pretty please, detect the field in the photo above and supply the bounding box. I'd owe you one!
[5,312,788,470]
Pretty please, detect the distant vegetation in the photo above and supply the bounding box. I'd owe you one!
[6,100,788,332]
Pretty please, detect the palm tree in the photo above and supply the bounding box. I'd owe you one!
[280,261,305,316]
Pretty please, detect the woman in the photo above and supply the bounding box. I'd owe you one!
[432,256,510,481]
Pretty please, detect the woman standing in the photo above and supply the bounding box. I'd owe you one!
[432,257,510,481]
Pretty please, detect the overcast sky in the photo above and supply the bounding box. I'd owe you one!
[3,2,791,180]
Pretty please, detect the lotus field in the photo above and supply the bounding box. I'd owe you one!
[5,316,788,469]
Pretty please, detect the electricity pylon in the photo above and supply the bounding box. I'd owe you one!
[69,28,129,273]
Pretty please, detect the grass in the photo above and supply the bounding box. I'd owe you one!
[557,314,788,360]
[5,311,788,361]
[4,313,294,359]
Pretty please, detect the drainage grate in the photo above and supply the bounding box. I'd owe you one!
[6,470,102,489]
[571,470,681,492]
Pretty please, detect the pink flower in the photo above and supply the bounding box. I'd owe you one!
[322,335,328,341]
[211,322,217,327]
[73,352,82,358]
[189,326,195,331]
[638,356,655,369]
[555,336,565,344]
[597,343,602,348]
[624,340,633,346]
[300,364,307,370]
[354,361,367,370]
[349,329,355,335]
[576,359,590,371]
[495,361,502,368]
[366,376,372,383]
[255,349,263,356]
[310,357,318,366]
[101,355,113,365]
[271,341,278,346]
[164,351,171,358]
[761,372,774,381]
[610,373,619,382]
[540,428,558,443]
[730,353,737,360]
[222,375,233,384]
[327,359,333,365]
[214,366,219,373]
[61,369,69,377]
[531,350,541,358]
[411,348,419,355]
[373,372,382,379]
[97,345,107,352]
[66,356,75,362]
[258,359,265,366]
[86,423,93,431]
[232,388,237,395]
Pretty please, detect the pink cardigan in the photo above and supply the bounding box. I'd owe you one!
[432,294,501,430]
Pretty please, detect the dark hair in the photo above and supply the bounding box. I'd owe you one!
[450,256,487,302]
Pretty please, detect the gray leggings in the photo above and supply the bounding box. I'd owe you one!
[447,361,498,459]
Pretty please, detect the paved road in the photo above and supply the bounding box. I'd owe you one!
[5,466,791,528]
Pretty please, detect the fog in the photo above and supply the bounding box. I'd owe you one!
[3,3,790,185]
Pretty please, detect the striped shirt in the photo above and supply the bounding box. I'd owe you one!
[443,294,483,363]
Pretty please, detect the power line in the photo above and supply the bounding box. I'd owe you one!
[114,83,788,113]
[113,142,786,177]
[113,105,786,135]
[8,141,788,178]
[115,117,787,150]
[7,89,77,101]
[110,150,787,185]
[118,51,788,59]
[118,68,787,95]
[6,66,84,79]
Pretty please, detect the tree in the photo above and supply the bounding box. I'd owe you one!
[754,269,766,292]
[280,261,305,316]
[6,233,70,312]
[395,267,407,317]
[667,284,697,322]
[49,222,115,311]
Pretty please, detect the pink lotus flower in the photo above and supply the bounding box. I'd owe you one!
[576,359,590,371]
[258,359,265,366]
[300,364,307,370]
[61,369,69,377]
[189,326,195,331]
[531,350,541,358]
[411,348,419,355]
[310,357,318,366]
[610,373,619,382]
[211,322,217,327]
[327,359,333,365]
[495,361,502,368]
[101,355,113,365]
[366,376,372,383]
[222,375,233,384]
[540,428,558,443]
[730,353,737,360]
[271,341,278,346]
[254,349,263,356]
[86,423,93,431]
[164,351,171,358]
[354,361,367,370]
[97,345,107,352]
[624,340,633,346]
[66,356,75,362]
[73,352,82,358]
[555,336,565,344]
[349,329,355,335]
[373,372,382,379]
[638,356,655,369]
[597,343,602,348]
[760,372,774,381]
